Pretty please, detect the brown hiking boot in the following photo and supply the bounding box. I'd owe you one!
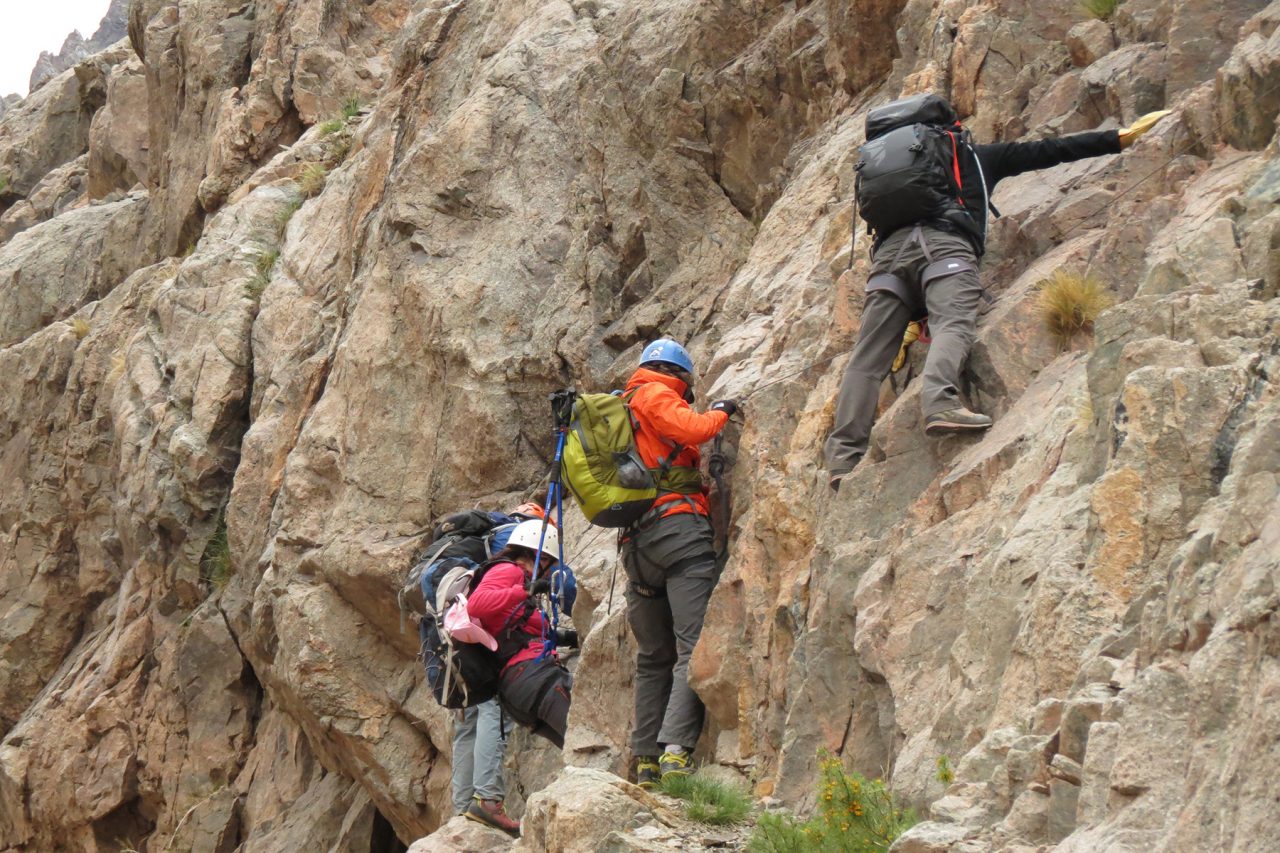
[924,407,993,436]
[465,798,521,837]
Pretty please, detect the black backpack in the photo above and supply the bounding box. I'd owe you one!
[397,510,515,623]
[419,561,536,709]
[855,94,985,244]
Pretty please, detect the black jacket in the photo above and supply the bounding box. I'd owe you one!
[921,129,1122,255]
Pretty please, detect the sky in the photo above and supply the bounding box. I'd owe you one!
[0,2,113,97]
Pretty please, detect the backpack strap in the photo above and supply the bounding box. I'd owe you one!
[624,385,690,491]
[399,535,461,633]
[494,600,537,663]
[946,128,964,202]
[484,523,517,559]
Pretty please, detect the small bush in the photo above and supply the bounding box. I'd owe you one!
[935,756,954,786]
[341,96,361,120]
[329,136,352,163]
[661,772,752,826]
[318,118,344,136]
[1080,0,1121,21]
[200,514,233,590]
[70,318,91,340]
[298,163,328,198]
[1038,270,1115,347]
[747,754,916,853]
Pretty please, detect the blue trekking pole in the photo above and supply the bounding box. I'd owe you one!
[533,389,575,657]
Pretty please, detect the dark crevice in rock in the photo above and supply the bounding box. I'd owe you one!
[1210,366,1269,491]
[370,806,410,853]
[1110,398,1128,456]
[92,797,156,853]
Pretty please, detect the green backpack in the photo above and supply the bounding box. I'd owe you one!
[561,391,661,527]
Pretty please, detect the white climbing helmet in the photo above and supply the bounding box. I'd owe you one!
[507,518,558,560]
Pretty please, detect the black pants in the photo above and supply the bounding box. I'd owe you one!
[498,658,572,749]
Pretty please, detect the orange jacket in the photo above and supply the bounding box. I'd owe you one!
[624,367,729,518]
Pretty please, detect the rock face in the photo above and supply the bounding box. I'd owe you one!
[0,1,1278,852]
[27,0,131,94]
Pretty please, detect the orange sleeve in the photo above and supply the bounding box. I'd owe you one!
[637,383,729,447]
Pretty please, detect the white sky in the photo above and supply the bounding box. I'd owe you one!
[0,2,113,97]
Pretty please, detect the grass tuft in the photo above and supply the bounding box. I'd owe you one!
[1080,0,1121,21]
[0,172,9,195]
[318,118,344,137]
[256,248,279,276]
[200,513,233,591]
[70,318,91,340]
[298,163,328,198]
[1037,270,1115,347]
[341,96,361,120]
[275,196,303,236]
[329,135,352,163]
[660,772,752,826]
[748,752,916,853]
[245,248,278,300]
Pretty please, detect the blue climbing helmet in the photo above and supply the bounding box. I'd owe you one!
[639,339,694,374]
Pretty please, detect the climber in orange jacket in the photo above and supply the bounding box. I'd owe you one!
[621,339,738,788]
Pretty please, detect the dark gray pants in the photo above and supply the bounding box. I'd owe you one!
[499,658,572,749]
[622,512,718,756]
[824,225,983,474]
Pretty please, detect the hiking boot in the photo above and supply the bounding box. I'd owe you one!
[659,749,693,781]
[465,798,521,838]
[924,407,993,436]
[635,755,661,790]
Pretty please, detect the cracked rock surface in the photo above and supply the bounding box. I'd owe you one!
[1,1,1278,851]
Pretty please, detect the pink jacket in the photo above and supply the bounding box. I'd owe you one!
[466,561,549,671]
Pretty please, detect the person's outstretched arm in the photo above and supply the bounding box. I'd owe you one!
[976,129,1121,184]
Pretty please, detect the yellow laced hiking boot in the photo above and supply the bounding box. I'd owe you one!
[635,755,661,790]
[659,749,693,781]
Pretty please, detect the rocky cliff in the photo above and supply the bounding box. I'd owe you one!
[26,0,131,95]
[0,1,1278,851]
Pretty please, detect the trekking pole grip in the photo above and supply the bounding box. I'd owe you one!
[550,388,576,429]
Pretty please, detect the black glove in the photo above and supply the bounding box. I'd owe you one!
[528,577,552,597]
[710,399,738,417]
[556,629,580,649]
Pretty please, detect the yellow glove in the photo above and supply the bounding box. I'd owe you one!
[1119,110,1171,148]
[892,321,922,372]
